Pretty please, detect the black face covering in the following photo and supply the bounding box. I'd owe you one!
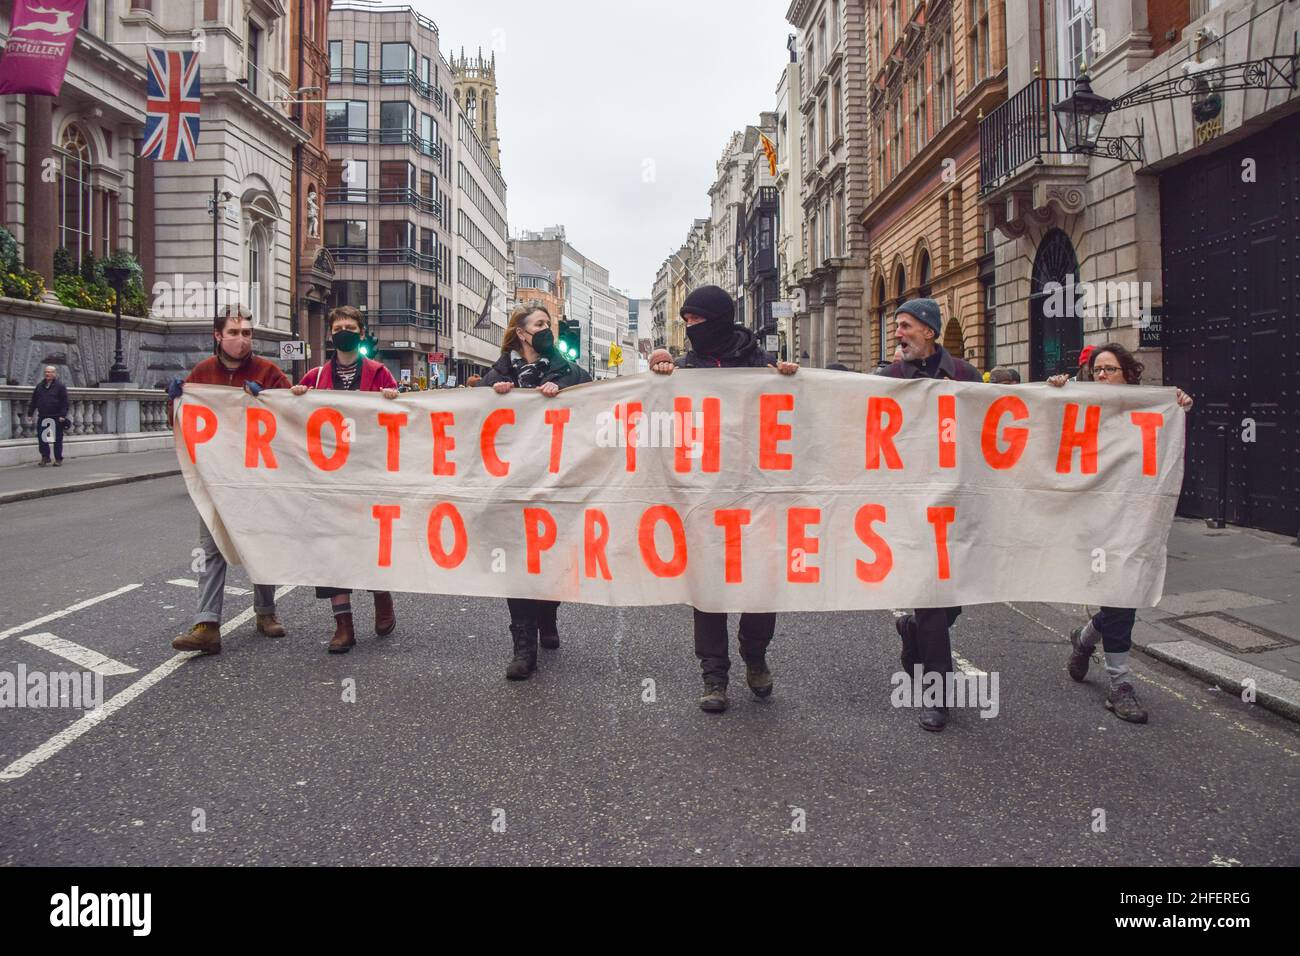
[528,328,556,355]
[686,319,733,356]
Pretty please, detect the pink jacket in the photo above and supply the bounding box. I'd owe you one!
[299,358,398,392]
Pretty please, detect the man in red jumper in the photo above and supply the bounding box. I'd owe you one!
[170,305,290,655]
[291,305,401,653]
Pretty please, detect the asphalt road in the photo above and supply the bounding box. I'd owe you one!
[1,476,1296,865]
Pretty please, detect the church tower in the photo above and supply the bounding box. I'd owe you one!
[452,47,501,167]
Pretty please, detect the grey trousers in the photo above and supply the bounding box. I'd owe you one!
[194,518,277,626]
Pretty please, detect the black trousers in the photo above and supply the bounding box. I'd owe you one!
[36,417,64,462]
[506,598,559,636]
[1091,606,1136,654]
[902,606,961,677]
[693,609,776,681]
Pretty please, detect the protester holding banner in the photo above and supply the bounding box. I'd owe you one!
[478,304,593,680]
[881,297,982,732]
[648,285,798,714]
[1050,342,1193,724]
[170,305,289,655]
[290,306,401,654]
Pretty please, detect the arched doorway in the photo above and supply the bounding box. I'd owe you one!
[1029,228,1082,381]
[942,317,964,357]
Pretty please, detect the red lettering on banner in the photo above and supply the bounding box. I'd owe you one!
[638,505,687,577]
[981,395,1030,470]
[1129,412,1164,476]
[523,507,557,574]
[937,395,956,469]
[866,396,904,470]
[426,502,468,569]
[854,504,893,583]
[481,408,514,477]
[615,402,642,472]
[306,408,350,472]
[673,397,722,473]
[377,412,407,473]
[430,412,456,476]
[1056,403,1101,474]
[787,507,821,584]
[584,509,612,580]
[180,404,218,464]
[545,408,571,474]
[759,393,795,470]
[244,407,278,469]
[713,509,751,583]
[927,506,956,581]
[372,504,401,567]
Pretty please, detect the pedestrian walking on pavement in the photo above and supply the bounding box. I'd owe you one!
[169,305,289,655]
[647,285,799,714]
[290,305,401,654]
[1049,342,1194,724]
[880,297,983,732]
[477,303,592,681]
[27,366,69,466]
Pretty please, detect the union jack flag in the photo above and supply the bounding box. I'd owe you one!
[142,48,201,161]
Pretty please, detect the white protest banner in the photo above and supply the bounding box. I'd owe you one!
[175,371,1184,612]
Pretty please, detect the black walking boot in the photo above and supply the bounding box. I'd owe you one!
[744,654,773,699]
[895,613,919,673]
[1067,627,1095,682]
[505,623,538,681]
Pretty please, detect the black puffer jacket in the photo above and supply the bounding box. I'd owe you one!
[674,326,771,370]
[479,350,593,391]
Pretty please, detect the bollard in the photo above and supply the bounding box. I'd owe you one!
[1206,424,1227,529]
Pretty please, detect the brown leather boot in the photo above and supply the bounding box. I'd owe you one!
[172,622,221,655]
[328,613,356,654]
[256,613,286,638]
[373,592,396,636]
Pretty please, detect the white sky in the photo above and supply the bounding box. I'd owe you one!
[422,0,794,299]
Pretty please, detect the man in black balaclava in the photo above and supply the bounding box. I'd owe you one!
[648,285,799,714]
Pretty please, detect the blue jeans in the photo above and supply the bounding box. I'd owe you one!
[1091,607,1136,654]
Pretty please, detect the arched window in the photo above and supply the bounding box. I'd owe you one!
[917,249,932,296]
[248,225,266,324]
[58,126,93,266]
[894,264,906,301]
[466,88,477,130]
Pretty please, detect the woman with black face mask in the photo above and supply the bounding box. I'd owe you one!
[477,304,592,680]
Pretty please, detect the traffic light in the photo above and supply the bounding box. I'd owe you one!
[558,319,581,362]
[358,333,379,358]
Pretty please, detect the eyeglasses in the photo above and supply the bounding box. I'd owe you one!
[1093,365,1122,375]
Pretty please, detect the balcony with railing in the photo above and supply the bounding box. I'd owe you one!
[371,309,447,335]
[977,76,1090,237]
[325,186,441,216]
[326,247,440,273]
[327,67,446,108]
[324,127,441,159]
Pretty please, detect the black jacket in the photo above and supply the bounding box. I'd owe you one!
[28,379,69,419]
[479,350,593,391]
[675,326,771,370]
[881,345,983,382]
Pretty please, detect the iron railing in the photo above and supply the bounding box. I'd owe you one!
[325,186,441,216]
[370,309,447,334]
[328,67,445,106]
[978,76,1077,195]
[325,127,441,158]
[326,246,440,273]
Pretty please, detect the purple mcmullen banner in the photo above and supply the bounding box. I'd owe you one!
[0,0,87,97]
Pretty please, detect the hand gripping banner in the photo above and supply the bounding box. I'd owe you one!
[175,371,1184,613]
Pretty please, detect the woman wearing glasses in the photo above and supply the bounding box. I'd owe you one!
[1048,342,1194,723]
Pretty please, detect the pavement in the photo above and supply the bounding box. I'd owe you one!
[0,447,182,505]
[0,469,1296,865]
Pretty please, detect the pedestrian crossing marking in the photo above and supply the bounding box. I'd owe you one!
[167,578,251,596]
[19,632,138,677]
[0,584,142,642]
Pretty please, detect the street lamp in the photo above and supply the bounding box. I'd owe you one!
[104,265,132,383]
[1052,72,1112,153]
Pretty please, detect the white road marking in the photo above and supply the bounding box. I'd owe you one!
[19,633,138,676]
[0,586,296,782]
[167,577,250,596]
[952,651,986,676]
[0,584,142,642]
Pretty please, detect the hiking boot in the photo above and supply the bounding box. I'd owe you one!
[53,460,62,466]
[895,613,918,673]
[505,623,538,680]
[919,706,949,732]
[172,622,221,655]
[1105,682,1148,724]
[539,627,560,650]
[1067,627,1095,682]
[328,613,356,654]
[699,677,728,714]
[745,657,773,699]
[38,459,49,467]
[373,591,396,637]
[256,613,286,638]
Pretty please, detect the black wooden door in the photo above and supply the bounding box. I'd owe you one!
[1160,115,1299,536]
[1030,228,1083,381]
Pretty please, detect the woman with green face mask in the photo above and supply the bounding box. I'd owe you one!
[478,304,593,680]
[292,305,402,654]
